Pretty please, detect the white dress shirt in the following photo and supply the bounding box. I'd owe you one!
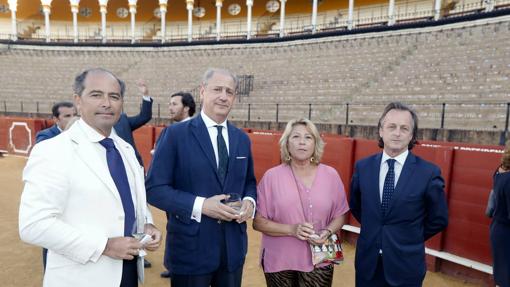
[378,149,409,202]
[191,111,255,222]
[77,119,139,216]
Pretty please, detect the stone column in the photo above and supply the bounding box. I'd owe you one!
[216,0,222,41]
[7,0,17,41]
[387,0,395,26]
[279,0,286,38]
[128,0,137,44]
[159,0,168,43]
[246,0,253,39]
[70,1,79,42]
[348,0,354,30]
[99,0,108,43]
[186,0,193,42]
[311,0,318,33]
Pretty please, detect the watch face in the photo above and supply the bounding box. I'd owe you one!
[266,0,280,13]
[116,7,129,18]
[193,7,206,18]
[79,7,92,17]
[228,4,241,16]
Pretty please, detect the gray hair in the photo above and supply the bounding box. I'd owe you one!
[73,68,126,97]
[201,68,238,91]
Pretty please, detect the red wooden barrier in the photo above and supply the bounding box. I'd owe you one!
[443,148,503,265]
[413,145,454,252]
[321,136,355,194]
[133,126,154,169]
[1,117,45,155]
[247,131,281,182]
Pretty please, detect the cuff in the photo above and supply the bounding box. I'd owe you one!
[243,196,256,218]
[191,196,206,223]
[93,237,109,263]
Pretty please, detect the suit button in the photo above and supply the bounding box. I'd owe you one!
[175,215,179,219]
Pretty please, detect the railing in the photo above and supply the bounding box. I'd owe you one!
[0,0,506,42]
[5,100,508,133]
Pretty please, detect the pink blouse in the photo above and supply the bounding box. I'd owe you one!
[256,163,349,273]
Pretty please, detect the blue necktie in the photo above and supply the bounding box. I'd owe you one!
[381,159,396,215]
[99,138,136,236]
[216,125,228,185]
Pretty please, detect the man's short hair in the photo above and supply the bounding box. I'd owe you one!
[201,68,238,91]
[171,92,196,117]
[52,101,74,118]
[73,68,126,98]
[377,102,419,150]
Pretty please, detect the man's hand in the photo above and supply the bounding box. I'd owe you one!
[202,194,240,221]
[236,200,254,223]
[103,237,143,260]
[136,79,148,96]
[143,223,162,251]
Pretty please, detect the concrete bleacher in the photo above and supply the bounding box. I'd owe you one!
[0,15,509,131]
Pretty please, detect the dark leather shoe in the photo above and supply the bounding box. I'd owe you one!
[160,270,171,278]
[143,259,152,268]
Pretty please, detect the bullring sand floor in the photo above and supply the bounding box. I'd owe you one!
[0,156,478,286]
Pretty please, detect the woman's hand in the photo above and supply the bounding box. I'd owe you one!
[308,229,332,245]
[292,222,315,240]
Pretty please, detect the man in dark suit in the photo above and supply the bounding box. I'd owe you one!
[36,101,77,143]
[349,102,448,287]
[157,91,196,279]
[146,68,257,287]
[114,80,153,167]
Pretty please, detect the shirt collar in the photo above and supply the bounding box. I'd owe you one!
[181,116,191,122]
[381,149,409,166]
[77,118,118,142]
[201,110,227,129]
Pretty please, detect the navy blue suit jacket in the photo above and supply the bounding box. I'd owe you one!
[146,115,257,275]
[36,124,61,143]
[349,152,448,286]
[114,99,152,166]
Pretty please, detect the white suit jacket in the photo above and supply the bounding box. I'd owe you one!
[19,120,153,287]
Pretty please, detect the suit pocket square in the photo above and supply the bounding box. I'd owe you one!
[236,156,247,159]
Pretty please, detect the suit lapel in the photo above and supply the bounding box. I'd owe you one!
[68,124,121,201]
[387,152,417,214]
[223,122,239,189]
[190,116,221,184]
[370,153,383,218]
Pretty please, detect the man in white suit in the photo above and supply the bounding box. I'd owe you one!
[19,68,161,287]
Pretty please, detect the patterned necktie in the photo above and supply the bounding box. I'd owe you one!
[216,125,228,185]
[99,138,135,236]
[381,159,396,216]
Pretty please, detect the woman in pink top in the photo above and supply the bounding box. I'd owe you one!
[253,118,349,287]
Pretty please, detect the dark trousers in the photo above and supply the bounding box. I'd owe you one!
[170,223,243,287]
[120,259,138,287]
[356,256,422,287]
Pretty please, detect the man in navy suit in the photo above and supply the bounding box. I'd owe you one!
[146,68,257,287]
[114,80,153,167]
[349,102,448,287]
[36,101,76,143]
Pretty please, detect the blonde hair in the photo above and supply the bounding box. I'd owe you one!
[279,118,324,165]
[501,140,510,171]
